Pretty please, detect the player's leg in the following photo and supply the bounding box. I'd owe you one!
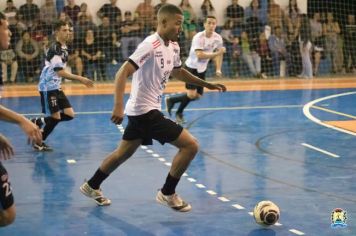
[80,139,142,206]
[213,52,224,77]
[0,163,15,227]
[156,129,199,212]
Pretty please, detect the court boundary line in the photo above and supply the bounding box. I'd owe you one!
[303,91,356,136]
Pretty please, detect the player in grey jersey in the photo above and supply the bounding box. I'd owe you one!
[80,4,226,212]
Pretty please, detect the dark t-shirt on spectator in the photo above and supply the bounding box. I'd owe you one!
[226,4,244,20]
[18,3,40,22]
[98,4,122,23]
[63,5,81,23]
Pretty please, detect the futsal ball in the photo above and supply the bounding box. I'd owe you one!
[253,200,280,226]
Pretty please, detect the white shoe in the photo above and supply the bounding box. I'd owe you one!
[80,182,111,206]
[156,190,192,212]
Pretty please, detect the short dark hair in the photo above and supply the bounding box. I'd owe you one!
[158,3,183,18]
[204,15,216,23]
[54,20,68,31]
[0,11,6,24]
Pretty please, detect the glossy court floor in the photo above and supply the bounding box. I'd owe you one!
[0,81,355,236]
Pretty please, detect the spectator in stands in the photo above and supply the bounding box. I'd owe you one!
[74,14,97,49]
[63,0,80,24]
[81,29,106,81]
[245,0,267,27]
[119,11,142,60]
[268,25,288,77]
[298,14,313,79]
[77,3,93,23]
[310,12,323,76]
[67,23,83,76]
[135,0,155,37]
[154,0,168,15]
[323,12,340,73]
[38,35,50,69]
[241,31,264,78]
[0,45,18,84]
[3,0,18,27]
[39,0,57,28]
[97,0,122,24]
[18,0,40,28]
[15,30,40,83]
[285,0,301,76]
[97,16,120,65]
[179,0,197,41]
[343,14,356,73]
[267,0,284,30]
[226,0,244,29]
[258,32,271,77]
[200,0,216,20]
[231,36,241,78]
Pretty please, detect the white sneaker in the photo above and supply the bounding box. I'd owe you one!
[80,182,111,206]
[156,190,192,212]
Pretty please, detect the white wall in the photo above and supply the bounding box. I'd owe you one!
[0,0,307,25]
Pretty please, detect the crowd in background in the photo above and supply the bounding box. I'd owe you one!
[0,0,355,84]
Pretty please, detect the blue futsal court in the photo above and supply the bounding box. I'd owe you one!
[0,88,355,235]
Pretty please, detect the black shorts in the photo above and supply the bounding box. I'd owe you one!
[40,89,72,115]
[123,110,183,145]
[0,162,14,210]
[185,66,206,96]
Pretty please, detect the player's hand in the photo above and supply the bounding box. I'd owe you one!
[111,106,124,125]
[0,134,14,161]
[207,83,227,92]
[80,77,94,88]
[19,119,43,145]
[219,47,226,54]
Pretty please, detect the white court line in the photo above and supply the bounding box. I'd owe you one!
[232,204,245,210]
[195,184,206,189]
[301,143,340,158]
[21,104,303,117]
[218,197,230,202]
[206,190,217,195]
[289,229,305,235]
[66,159,76,164]
[303,91,356,136]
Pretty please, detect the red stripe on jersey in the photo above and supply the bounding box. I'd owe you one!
[152,40,160,46]
[153,43,161,49]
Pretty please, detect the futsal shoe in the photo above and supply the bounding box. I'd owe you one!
[175,113,186,125]
[33,142,53,151]
[31,117,43,130]
[80,182,111,206]
[156,190,192,212]
[165,96,173,117]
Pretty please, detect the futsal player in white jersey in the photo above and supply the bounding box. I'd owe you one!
[165,16,226,124]
[80,4,226,212]
[31,20,93,151]
[0,11,42,227]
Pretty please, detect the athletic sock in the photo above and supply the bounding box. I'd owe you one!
[161,173,180,195]
[176,94,193,114]
[42,117,60,140]
[87,168,109,190]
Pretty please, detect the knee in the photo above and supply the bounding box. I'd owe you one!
[0,207,16,227]
[186,138,199,157]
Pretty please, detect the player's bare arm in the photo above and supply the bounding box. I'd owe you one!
[56,69,94,88]
[171,68,226,92]
[195,47,226,60]
[0,134,14,161]
[111,61,137,125]
[0,105,42,145]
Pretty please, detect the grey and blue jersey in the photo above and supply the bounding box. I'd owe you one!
[38,42,68,92]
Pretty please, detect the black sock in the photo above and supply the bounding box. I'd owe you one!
[176,94,193,114]
[161,173,180,195]
[42,117,60,140]
[60,113,74,121]
[87,168,109,190]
